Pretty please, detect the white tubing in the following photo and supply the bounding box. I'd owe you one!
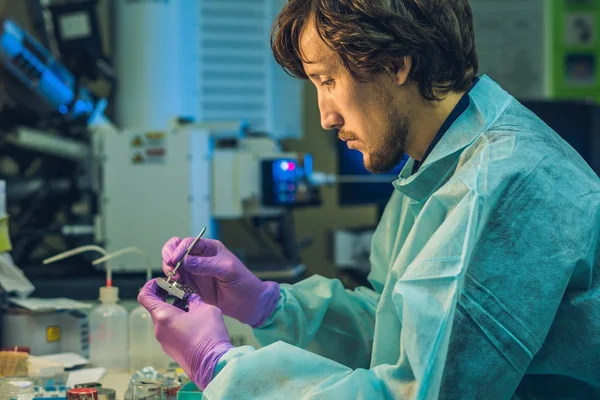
[92,247,153,282]
[43,245,112,286]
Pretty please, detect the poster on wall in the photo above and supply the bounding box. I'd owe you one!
[565,13,596,45]
[564,11,597,86]
[564,53,596,85]
[553,0,600,101]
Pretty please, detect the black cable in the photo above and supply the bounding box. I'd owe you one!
[280,209,301,264]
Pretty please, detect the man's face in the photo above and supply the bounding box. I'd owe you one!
[299,20,410,173]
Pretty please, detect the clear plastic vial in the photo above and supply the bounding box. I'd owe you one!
[89,286,129,371]
[0,377,34,400]
[129,305,171,372]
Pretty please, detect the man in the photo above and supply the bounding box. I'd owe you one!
[138,0,600,398]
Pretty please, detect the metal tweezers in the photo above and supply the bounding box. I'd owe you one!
[168,226,206,283]
[156,227,206,302]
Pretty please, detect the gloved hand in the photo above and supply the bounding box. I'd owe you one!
[162,237,280,328]
[138,279,233,390]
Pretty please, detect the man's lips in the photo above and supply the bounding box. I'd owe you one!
[346,140,358,149]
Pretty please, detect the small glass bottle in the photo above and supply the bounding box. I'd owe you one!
[97,388,116,400]
[129,305,171,372]
[132,380,163,400]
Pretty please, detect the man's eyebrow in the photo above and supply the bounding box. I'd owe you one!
[302,57,328,79]
[300,53,321,64]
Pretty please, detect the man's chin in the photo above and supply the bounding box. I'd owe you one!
[362,155,374,173]
[364,153,403,174]
[363,159,386,174]
[363,162,377,174]
[364,164,388,174]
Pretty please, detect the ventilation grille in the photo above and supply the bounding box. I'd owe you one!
[197,0,268,131]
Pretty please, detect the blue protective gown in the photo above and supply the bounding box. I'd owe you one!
[203,75,600,399]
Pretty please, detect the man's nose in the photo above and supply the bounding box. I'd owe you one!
[320,109,343,131]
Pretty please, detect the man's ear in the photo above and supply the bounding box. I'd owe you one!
[392,56,412,86]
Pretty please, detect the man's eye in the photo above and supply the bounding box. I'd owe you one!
[321,79,334,87]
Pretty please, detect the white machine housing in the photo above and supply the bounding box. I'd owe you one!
[99,121,301,272]
[104,0,305,273]
[2,310,89,357]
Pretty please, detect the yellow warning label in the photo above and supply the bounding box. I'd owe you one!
[46,326,61,342]
[132,153,145,164]
[131,136,144,148]
[130,131,167,165]
[145,132,165,140]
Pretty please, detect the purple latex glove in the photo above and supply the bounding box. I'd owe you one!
[138,279,233,390]
[162,237,280,328]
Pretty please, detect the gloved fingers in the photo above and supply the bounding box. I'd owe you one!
[163,266,200,284]
[154,282,168,302]
[171,238,222,264]
[138,279,179,318]
[185,294,206,311]
[162,259,180,280]
[186,295,228,323]
[162,237,183,267]
[181,254,231,280]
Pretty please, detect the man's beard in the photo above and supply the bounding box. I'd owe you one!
[364,117,408,173]
[367,140,406,173]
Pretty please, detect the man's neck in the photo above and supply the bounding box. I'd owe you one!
[406,90,467,161]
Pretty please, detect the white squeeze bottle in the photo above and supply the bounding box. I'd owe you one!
[43,246,129,370]
[89,285,129,371]
[92,247,171,372]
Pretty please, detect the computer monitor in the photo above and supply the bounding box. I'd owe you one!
[337,139,408,207]
[521,100,600,176]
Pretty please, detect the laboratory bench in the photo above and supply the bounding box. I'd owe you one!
[6,266,285,398]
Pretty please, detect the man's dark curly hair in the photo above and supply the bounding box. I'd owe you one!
[271,0,479,101]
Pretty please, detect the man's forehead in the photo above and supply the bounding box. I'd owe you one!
[299,19,336,69]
